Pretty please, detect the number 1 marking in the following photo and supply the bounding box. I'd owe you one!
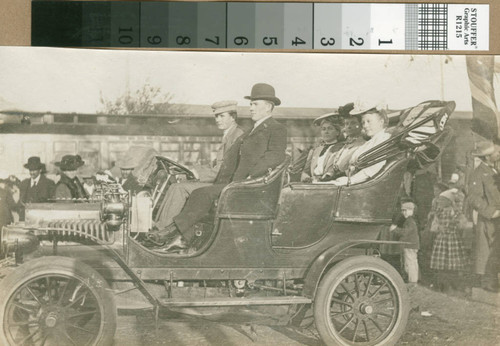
[378,39,393,46]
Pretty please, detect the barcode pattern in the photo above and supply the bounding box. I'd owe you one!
[405,4,418,50]
[418,4,448,50]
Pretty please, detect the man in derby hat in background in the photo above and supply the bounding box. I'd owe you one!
[54,155,88,201]
[18,156,55,219]
[467,140,500,292]
[148,83,287,253]
[153,100,244,230]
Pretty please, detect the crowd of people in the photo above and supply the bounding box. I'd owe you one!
[0,151,134,229]
[0,82,498,294]
[387,139,500,294]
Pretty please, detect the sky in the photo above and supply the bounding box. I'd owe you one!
[0,46,496,114]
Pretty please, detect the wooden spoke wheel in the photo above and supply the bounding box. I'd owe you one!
[314,256,409,346]
[0,256,116,346]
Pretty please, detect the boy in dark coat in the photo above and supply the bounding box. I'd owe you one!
[391,201,420,283]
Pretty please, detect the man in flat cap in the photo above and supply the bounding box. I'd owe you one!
[150,83,287,253]
[153,101,244,230]
[18,157,55,219]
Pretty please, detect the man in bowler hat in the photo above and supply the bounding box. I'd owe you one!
[153,100,244,230]
[151,83,287,252]
[468,141,500,292]
[19,157,55,219]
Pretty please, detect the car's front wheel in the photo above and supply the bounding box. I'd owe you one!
[0,256,116,346]
[313,256,409,346]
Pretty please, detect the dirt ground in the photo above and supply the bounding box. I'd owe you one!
[113,283,500,346]
[399,284,499,346]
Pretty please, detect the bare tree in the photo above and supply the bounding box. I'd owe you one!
[98,84,180,115]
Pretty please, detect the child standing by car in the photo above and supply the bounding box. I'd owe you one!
[429,189,468,292]
[391,201,420,283]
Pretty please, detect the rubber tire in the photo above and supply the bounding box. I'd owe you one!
[0,256,116,346]
[313,256,410,346]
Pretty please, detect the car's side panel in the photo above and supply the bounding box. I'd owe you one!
[272,185,337,247]
[336,158,409,222]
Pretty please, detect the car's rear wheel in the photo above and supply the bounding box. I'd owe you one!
[313,256,409,346]
[0,256,116,346]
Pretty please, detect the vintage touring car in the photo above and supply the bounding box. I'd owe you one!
[0,100,455,346]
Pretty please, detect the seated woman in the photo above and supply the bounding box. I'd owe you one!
[332,106,391,186]
[322,111,366,180]
[301,113,344,183]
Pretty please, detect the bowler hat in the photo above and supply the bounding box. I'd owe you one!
[471,141,496,156]
[244,83,281,106]
[24,156,44,170]
[55,155,85,171]
[211,100,238,115]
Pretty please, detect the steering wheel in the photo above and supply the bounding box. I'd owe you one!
[150,156,197,219]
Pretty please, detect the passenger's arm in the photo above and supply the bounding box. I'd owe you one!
[332,160,386,186]
[300,149,314,182]
[348,160,387,184]
[248,124,287,178]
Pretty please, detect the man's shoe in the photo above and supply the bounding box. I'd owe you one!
[145,223,179,246]
[156,233,189,253]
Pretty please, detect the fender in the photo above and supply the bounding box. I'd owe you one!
[302,240,405,298]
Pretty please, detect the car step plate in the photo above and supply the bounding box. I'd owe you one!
[159,296,312,307]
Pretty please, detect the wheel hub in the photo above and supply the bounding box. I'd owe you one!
[44,311,58,328]
[359,303,373,315]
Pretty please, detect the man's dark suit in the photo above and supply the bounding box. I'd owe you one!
[20,175,55,204]
[174,117,287,237]
[19,175,55,220]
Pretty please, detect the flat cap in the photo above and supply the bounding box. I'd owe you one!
[211,100,238,115]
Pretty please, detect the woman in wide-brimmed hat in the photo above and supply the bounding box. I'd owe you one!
[54,155,88,201]
[301,112,344,182]
[322,103,367,181]
[332,105,391,186]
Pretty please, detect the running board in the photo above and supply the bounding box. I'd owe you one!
[159,296,312,307]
